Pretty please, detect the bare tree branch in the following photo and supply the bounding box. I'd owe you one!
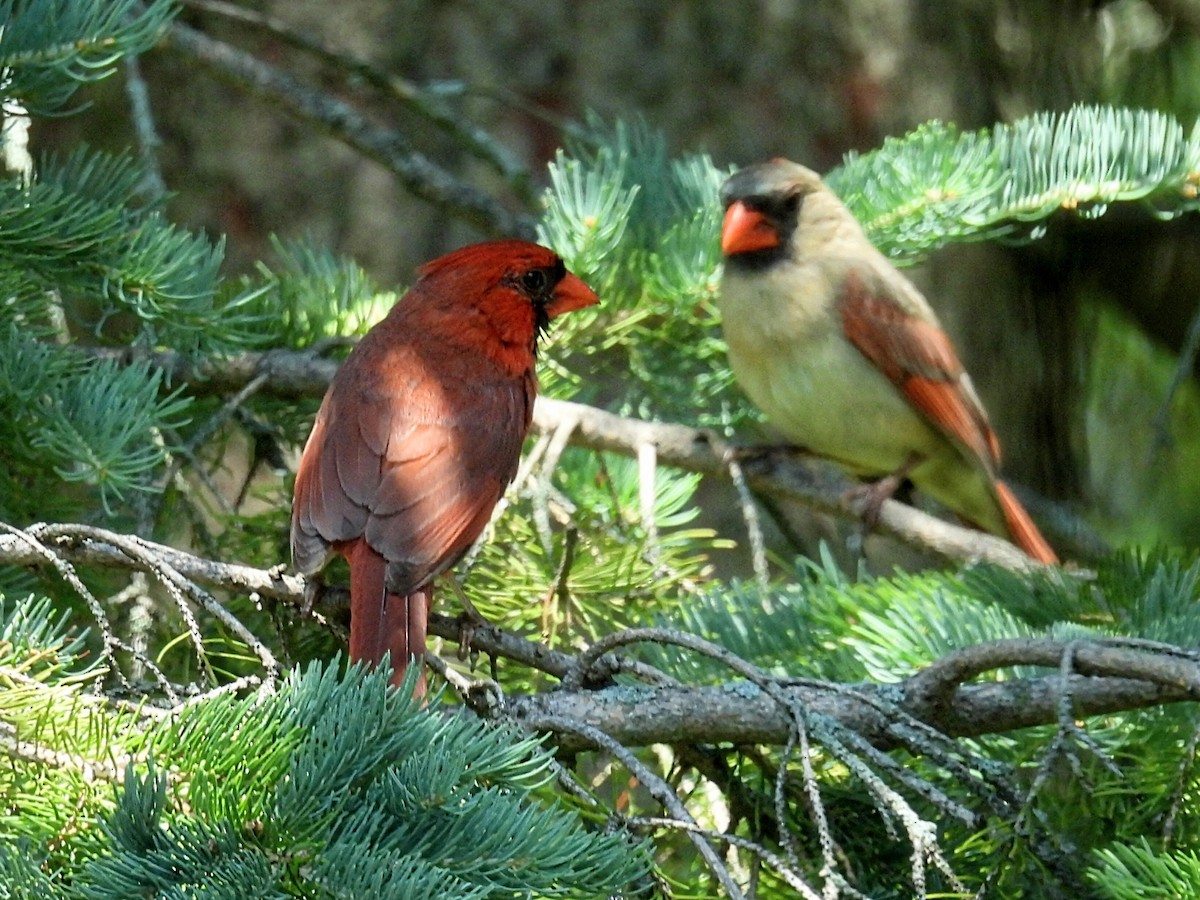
[530,396,1050,571]
[180,0,536,205]
[161,22,535,238]
[512,671,1189,753]
[1,523,1191,753]
[86,345,1059,570]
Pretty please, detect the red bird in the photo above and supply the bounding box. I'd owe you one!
[291,240,598,691]
[718,160,1057,563]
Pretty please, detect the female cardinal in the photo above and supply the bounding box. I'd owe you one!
[718,159,1057,563]
[291,240,598,691]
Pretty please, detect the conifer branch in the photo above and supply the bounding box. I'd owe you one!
[0,0,177,116]
[85,345,1068,569]
[0,523,1190,750]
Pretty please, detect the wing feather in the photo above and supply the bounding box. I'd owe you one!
[839,273,1001,475]
[291,339,533,593]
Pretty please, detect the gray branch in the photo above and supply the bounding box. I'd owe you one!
[162,21,535,239]
[0,524,1192,752]
[87,345,1051,570]
[512,669,1191,753]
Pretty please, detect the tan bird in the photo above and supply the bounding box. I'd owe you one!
[718,159,1056,563]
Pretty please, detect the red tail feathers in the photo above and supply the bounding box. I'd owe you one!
[995,481,1058,565]
[344,538,429,695]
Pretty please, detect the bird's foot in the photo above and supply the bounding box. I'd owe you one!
[845,452,922,531]
[846,475,904,532]
[425,653,504,716]
[299,576,325,618]
[445,578,492,663]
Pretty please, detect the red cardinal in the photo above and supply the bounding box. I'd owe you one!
[718,159,1057,563]
[291,240,598,691]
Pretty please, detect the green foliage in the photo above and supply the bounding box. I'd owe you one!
[0,11,269,516]
[0,0,178,116]
[0,598,651,898]
[0,326,193,515]
[829,120,1004,257]
[538,117,738,424]
[0,594,125,850]
[831,105,1200,262]
[0,593,90,674]
[461,450,732,683]
[0,147,261,353]
[637,550,1200,894]
[4,9,1200,890]
[1089,838,1200,899]
[1085,304,1200,545]
[248,235,398,347]
[39,355,190,513]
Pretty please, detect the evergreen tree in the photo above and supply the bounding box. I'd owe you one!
[3,1,1200,897]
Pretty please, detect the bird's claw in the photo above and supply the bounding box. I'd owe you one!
[299,577,324,618]
[846,475,902,532]
[446,578,492,664]
[456,612,478,662]
[845,452,921,532]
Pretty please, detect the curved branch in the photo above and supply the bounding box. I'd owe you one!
[180,0,536,204]
[905,636,1200,715]
[0,524,1192,752]
[162,22,535,238]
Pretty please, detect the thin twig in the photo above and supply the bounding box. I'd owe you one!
[626,815,824,900]
[180,0,535,203]
[1163,709,1200,847]
[163,21,535,238]
[0,523,173,697]
[727,455,770,593]
[122,53,167,198]
[29,524,280,682]
[638,441,659,563]
[523,713,747,900]
[0,719,128,784]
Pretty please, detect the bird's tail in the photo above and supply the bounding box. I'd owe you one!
[346,539,429,695]
[995,481,1058,565]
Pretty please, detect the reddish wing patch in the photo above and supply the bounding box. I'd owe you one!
[900,377,1000,471]
[292,351,534,596]
[840,273,1001,473]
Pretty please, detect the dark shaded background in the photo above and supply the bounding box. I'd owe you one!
[34,0,1200,547]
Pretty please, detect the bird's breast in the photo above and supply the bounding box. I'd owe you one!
[719,263,944,476]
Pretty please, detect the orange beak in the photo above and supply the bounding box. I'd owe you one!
[721,201,781,255]
[546,271,599,319]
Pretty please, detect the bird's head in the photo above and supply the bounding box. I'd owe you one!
[719,159,840,266]
[412,240,598,370]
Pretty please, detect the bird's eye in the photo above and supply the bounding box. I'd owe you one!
[521,269,548,294]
